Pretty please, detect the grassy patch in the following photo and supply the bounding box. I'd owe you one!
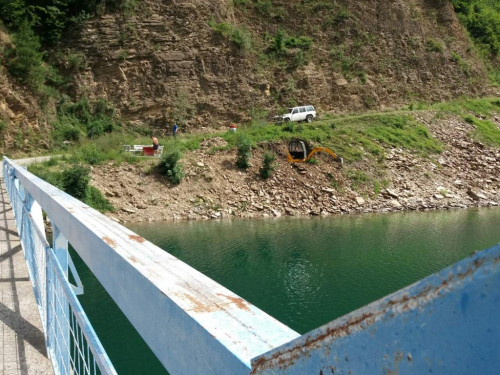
[36,99,500,190]
[432,97,500,117]
[208,20,252,51]
[464,115,500,147]
[217,112,442,163]
[426,38,444,53]
[345,168,370,190]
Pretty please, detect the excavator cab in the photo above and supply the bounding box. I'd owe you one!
[288,140,309,160]
[287,139,343,165]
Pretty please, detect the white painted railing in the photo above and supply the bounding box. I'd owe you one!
[2,157,300,374]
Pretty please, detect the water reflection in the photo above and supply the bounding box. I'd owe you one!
[73,207,500,375]
[128,208,500,333]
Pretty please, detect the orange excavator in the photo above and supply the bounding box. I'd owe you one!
[287,139,343,165]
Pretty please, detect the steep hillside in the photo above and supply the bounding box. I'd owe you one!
[0,28,51,152]
[64,0,490,133]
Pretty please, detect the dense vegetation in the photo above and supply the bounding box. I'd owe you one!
[29,159,114,212]
[0,0,137,97]
[451,0,500,83]
[0,0,135,45]
[52,98,120,142]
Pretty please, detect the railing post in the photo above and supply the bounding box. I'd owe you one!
[52,225,68,277]
[25,192,46,240]
[52,223,70,374]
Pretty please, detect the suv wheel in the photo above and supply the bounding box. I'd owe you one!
[284,118,290,122]
[306,115,313,123]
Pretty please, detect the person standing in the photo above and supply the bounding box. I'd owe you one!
[173,123,178,138]
[151,136,159,155]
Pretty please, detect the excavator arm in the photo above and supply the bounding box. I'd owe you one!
[307,147,343,165]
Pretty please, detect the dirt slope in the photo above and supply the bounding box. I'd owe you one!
[90,112,500,223]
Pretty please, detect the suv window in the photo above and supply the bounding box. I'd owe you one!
[299,107,306,113]
[306,106,314,111]
[292,109,299,114]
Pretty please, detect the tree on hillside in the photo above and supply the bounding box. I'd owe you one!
[0,0,136,45]
[451,0,500,55]
[3,20,48,89]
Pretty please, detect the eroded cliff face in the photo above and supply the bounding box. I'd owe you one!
[62,0,488,132]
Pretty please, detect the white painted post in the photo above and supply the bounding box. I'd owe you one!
[52,224,68,277]
[26,193,45,240]
[52,223,70,373]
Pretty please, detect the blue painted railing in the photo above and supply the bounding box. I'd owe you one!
[3,156,500,375]
[3,158,117,375]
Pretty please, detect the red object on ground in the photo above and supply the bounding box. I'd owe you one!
[143,146,155,156]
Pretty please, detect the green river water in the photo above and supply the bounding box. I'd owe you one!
[71,208,500,375]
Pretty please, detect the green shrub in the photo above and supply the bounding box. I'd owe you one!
[53,98,119,141]
[346,169,370,190]
[85,186,114,212]
[271,29,286,55]
[159,148,185,184]
[209,21,253,51]
[451,0,500,55]
[209,20,233,35]
[29,168,64,190]
[3,21,52,91]
[232,26,252,50]
[426,38,444,53]
[283,123,294,133]
[118,50,128,60]
[62,164,90,200]
[255,0,272,16]
[249,106,268,128]
[322,7,354,29]
[236,135,252,168]
[284,36,313,51]
[260,151,277,179]
[293,49,306,67]
[171,89,195,126]
[451,51,470,75]
[463,115,500,147]
[358,71,367,83]
[60,125,82,142]
[312,2,334,12]
[271,31,313,56]
[79,144,105,165]
[65,53,86,71]
[46,157,59,166]
[281,122,304,133]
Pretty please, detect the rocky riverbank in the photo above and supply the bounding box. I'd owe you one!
[91,113,500,224]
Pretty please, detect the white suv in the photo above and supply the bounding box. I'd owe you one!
[273,105,317,123]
